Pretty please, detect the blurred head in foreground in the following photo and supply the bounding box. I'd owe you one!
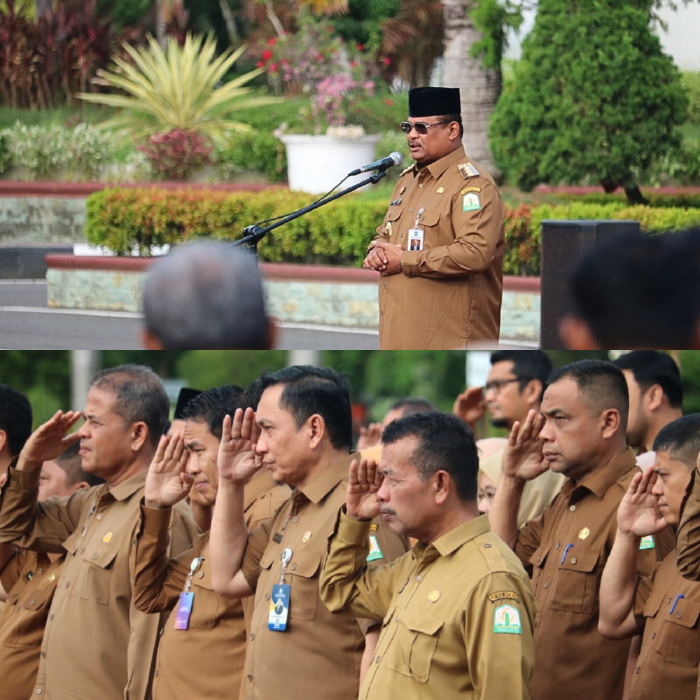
[141,242,273,349]
[560,230,700,349]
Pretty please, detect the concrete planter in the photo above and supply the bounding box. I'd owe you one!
[280,134,382,194]
[44,255,541,343]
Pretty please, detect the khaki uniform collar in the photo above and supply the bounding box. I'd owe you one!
[572,447,637,499]
[426,145,467,180]
[244,470,277,510]
[297,452,355,505]
[108,469,147,502]
[411,514,490,560]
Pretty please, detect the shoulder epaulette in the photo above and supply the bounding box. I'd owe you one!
[400,165,415,177]
[458,162,480,179]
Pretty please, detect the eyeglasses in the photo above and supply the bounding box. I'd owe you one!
[399,120,452,135]
[484,377,532,394]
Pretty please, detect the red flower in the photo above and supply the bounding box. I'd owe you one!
[267,37,277,46]
[256,61,265,68]
[382,57,391,66]
[269,63,278,73]
[356,44,364,52]
[350,60,358,67]
[262,49,273,61]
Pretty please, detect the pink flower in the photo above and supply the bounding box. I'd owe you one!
[269,62,278,73]
[382,57,391,66]
[267,37,277,46]
[256,61,265,68]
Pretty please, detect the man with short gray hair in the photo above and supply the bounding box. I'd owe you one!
[141,242,272,349]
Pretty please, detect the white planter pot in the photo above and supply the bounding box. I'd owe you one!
[280,134,382,195]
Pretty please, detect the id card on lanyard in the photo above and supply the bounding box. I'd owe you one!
[174,556,205,630]
[407,207,426,251]
[269,548,293,632]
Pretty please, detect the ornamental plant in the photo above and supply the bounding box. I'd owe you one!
[137,129,213,181]
[78,33,278,143]
[490,0,688,201]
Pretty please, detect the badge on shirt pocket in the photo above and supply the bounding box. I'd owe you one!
[407,228,424,251]
[268,584,291,631]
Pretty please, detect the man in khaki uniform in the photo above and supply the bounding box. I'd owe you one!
[489,360,674,700]
[0,443,99,700]
[209,366,409,700]
[132,385,290,700]
[365,87,505,349]
[599,414,700,700]
[319,412,535,699]
[0,365,199,700]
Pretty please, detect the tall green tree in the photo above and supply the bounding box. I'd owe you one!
[489,0,688,202]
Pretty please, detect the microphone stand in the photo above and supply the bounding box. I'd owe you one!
[231,169,389,256]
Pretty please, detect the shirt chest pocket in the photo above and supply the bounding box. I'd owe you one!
[416,210,441,249]
[259,549,321,622]
[383,208,403,244]
[657,599,700,667]
[73,544,118,605]
[529,545,550,597]
[386,607,444,683]
[550,549,600,615]
[10,589,52,649]
[189,574,219,629]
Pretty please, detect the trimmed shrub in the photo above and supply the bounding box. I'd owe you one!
[85,188,700,275]
[215,131,287,183]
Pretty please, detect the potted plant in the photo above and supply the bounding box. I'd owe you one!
[260,13,386,194]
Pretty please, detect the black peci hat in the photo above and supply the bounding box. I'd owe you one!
[408,87,461,119]
[174,387,202,420]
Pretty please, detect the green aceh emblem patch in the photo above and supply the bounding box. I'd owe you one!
[493,604,522,635]
[463,193,482,212]
[366,534,384,562]
[639,535,655,550]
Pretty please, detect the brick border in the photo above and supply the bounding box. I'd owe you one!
[44,254,540,291]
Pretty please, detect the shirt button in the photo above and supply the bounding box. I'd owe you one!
[554,543,560,550]
[37,568,43,574]
[375,656,381,663]
[570,558,577,564]
[41,651,46,658]
[293,516,299,523]
[635,667,640,674]
[96,514,103,520]
[380,311,384,316]
[483,543,492,548]
[409,208,414,213]
[395,616,400,623]
[49,614,54,621]
[264,594,270,601]
[92,554,98,560]
[247,675,253,683]
[80,548,85,554]
[154,670,159,677]
[569,505,576,512]
[11,477,17,483]
[418,184,424,188]
[415,575,422,582]
[197,572,204,578]
[250,633,255,641]
[651,632,656,639]
[676,612,682,619]
[543,582,550,588]
[36,690,43,695]
[260,494,266,499]
[383,283,387,289]
[291,563,297,570]
[620,476,627,482]
[537,557,542,563]
[159,628,164,636]
[65,582,70,589]
[29,599,36,605]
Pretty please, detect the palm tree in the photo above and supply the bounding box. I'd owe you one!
[442,0,501,176]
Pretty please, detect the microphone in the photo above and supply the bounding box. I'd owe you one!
[348,152,403,177]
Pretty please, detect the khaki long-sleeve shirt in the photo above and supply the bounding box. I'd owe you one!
[375,147,505,349]
[629,551,700,700]
[0,550,63,700]
[514,449,674,700]
[132,473,290,700]
[320,511,535,699]
[0,467,199,700]
[677,466,700,581]
[238,453,409,700]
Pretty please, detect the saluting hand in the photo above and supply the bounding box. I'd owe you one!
[217,408,262,484]
[346,458,383,521]
[501,409,548,482]
[617,466,667,538]
[452,387,486,427]
[19,410,82,466]
[357,423,382,450]
[145,433,192,509]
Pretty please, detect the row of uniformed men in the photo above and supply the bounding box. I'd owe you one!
[3,360,700,699]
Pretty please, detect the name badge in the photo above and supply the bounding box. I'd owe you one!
[268,583,291,631]
[174,591,194,630]
[408,228,424,251]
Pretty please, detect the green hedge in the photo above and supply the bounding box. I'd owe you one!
[85,188,700,276]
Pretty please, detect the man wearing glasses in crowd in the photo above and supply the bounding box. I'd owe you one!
[363,86,506,350]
